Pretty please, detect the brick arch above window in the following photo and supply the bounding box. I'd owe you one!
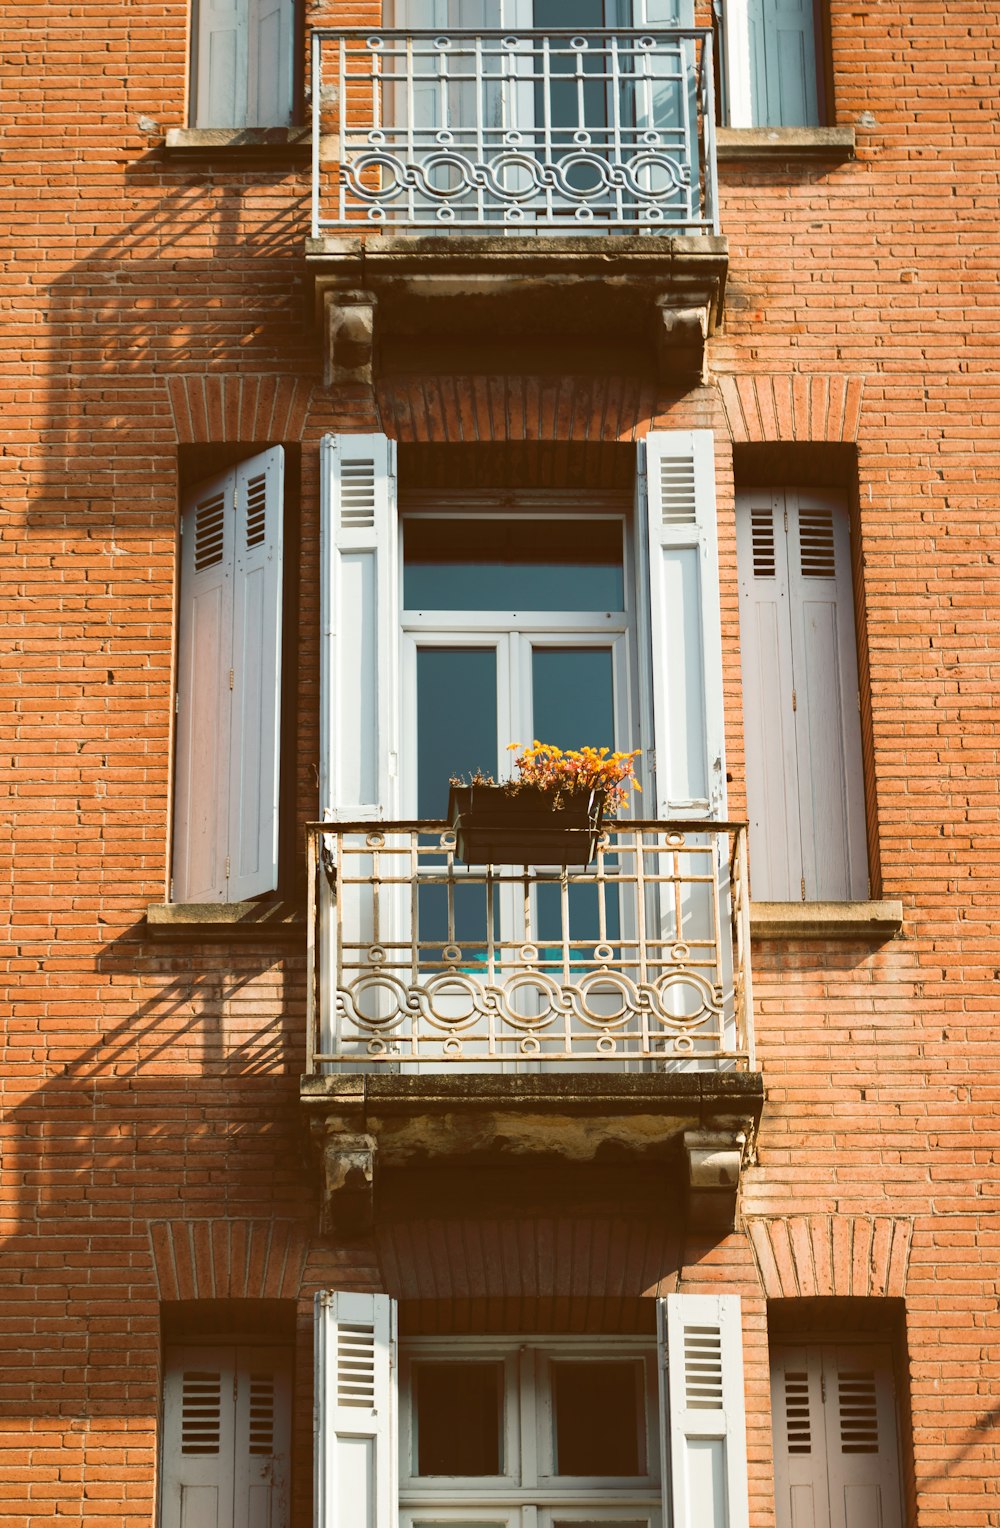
[148,1218,309,1302]
[745,1215,913,1301]
[718,373,867,444]
[164,374,313,443]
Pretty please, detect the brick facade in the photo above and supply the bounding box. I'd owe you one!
[2,1,999,1523]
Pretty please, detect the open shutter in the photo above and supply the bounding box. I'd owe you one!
[194,0,249,128]
[174,468,236,902]
[659,1294,749,1528]
[786,491,866,900]
[248,0,295,127]
[161,1345,237,1528]
[228,447,284,901]
[771,1345,902,1528]
[314,1291,397,1528]
[736,489,801,900]
[757,0,820,126]
[640,431,726,818]
[234,1347,292,1528]
[320,434,399,823]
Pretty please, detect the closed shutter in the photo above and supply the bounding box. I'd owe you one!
[737,488,866,901]
[771,1344,903,1528]
[248,0,295,128]
[173,447,284,903]
[194,0,249,128]
[724,0,821,127]
[161,1345,291,1528]
[314,1291,398,1528]
[174,469,236,903]
[319,434,399,823]
[736,489,800,900]
[228,449,284,901]
[194,0,294,128]
[639,431,726,818]
[659,1294,750,1528]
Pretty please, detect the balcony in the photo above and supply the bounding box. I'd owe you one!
[306,27,728,385]
[301,820,762,1233]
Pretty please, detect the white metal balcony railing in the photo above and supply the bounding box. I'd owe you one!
[311,27,718,235]
[306,821,754,1072]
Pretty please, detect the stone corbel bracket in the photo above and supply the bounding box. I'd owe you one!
[684,1128,747,1233]
[321,1131,377,1237]
[323,288,377,389]
[657,301,710,386]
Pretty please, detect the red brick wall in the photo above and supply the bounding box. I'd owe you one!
[2,0,999,1524]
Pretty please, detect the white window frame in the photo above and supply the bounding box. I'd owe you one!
[398,1335,662,1522]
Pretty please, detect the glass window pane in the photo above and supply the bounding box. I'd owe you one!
[413,1361,504,1476]
[532,647,615,752]
[404,519,624,612]
[417,647,497,817]
[551,1360,644,1477]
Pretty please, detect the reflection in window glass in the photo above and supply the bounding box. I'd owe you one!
[417,647,497,818]
[551,1360,644,1477]
[532,647,615,753]
[404,519,624,612]
[413,1361,504,1477]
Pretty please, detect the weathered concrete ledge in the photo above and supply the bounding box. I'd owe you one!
[750,899,903,940]
[716,126,856,161]
[146,900,305,940]
[164,126,310,156]
[306,233,728,387]
[303,1070,762,1235]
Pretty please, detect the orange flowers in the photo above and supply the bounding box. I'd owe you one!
[507,741,641,815]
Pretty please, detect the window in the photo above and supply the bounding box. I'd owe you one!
[736,487,867,901]
[313,1291,750,1528]
[320,431,726,828]
[771,1342,904,1528]
[172,446,285,903]
[722,0,826,128]
[191,0,296,128]
[159,1336,292,1528]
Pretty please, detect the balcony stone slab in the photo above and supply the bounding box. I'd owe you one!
[306,234,728,387]
[302,1070,763,1236]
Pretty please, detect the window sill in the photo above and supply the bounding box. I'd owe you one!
[146,901,306,940]
[749,900,903,941]
[716,126,856,162]
[163,127,310,160]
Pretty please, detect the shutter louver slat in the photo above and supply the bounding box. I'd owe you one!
[783,1370,812,1454]
[798,507,836,578]
[245,472,267,548]
[660,457,698,526]
[248,1373,276,1455]
[337,1324,378,1406]
[339,460,378,530]
[684,1326,724,1408]
[837,1371,880,1454]
[181,1371,223,1454]
[194,492,227,571]
[750,506,777,577]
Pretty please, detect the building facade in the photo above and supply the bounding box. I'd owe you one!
[2,1,998,1524]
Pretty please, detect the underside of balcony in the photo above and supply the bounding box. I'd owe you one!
[308,233,728,385]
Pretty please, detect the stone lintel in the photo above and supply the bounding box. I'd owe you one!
[750,899,904,940]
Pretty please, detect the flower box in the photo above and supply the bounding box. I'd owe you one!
[447,783,604,868]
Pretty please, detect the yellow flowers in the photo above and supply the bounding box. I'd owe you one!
[507,741,641,815]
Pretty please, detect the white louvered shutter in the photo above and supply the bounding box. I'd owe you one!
[786,491,866,901]
[248,0,295,128]
[194,0,249,128]
[174,469,237,902]
[228,449,284,901]
[161,1345,290,1528]
[640,431,726,819]
[771,1345,902,1528]
[162,1346,237,1528]
[174,447,283,904]
[659,1294,749,1528]
[234,1348,292,1528]
[736,489,801,900]
[314,1291,397,1528]
[737,489,866,901]
[319,434,399,823]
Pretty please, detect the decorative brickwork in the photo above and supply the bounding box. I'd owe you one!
[148,1219,309,1302]
[165,375,314,443]
[746,1216,913,1301]
[717,373,866,443]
